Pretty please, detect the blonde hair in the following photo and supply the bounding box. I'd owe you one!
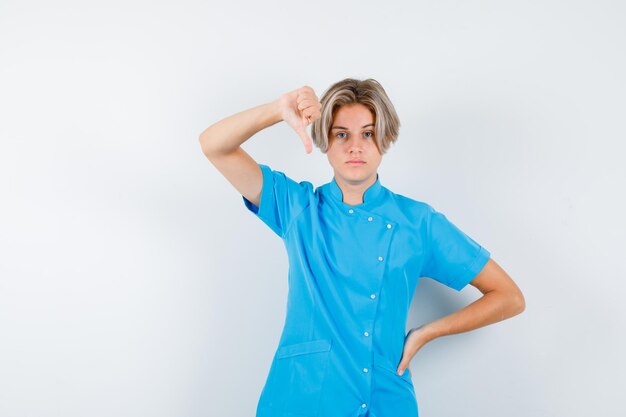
[311,78,400,154]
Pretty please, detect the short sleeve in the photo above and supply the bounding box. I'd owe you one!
[421,206,491,291]
[242,163,313,239]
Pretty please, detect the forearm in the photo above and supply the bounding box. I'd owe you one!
[419,290,524,343]
[199,100,282,156]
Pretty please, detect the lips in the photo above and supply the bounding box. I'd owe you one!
[347,160,365,164]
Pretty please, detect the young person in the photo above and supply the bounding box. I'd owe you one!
[199,78,525,417]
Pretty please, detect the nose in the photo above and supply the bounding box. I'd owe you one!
[347,136,363,153]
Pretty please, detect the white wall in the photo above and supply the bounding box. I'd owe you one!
[1,1,624,416]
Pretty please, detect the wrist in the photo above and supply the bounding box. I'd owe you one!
[263,99,284,126]
[412,323,439,343]
[272,94,289,122]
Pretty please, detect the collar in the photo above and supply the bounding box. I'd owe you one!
[328,173,384,208]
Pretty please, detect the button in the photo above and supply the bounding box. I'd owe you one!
[367,216,373,221]
[370,294,376,299]
[363,331,369,337]
[363,367,369,373]
[387,223,392,229]
[361,403,367,409]
[378,256,383,261]
[348,209,354,214]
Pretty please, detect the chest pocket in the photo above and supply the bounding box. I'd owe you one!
[264,339,333,416]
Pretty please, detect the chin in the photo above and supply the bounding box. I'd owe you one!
[343,170,372,180]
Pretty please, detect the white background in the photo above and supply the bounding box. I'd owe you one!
[1,1,624,416]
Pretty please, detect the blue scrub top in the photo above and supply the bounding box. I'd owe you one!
[242,163,491,417]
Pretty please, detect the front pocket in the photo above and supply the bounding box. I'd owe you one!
[276,339,332,358]
[266,339,333,416]
[373,352,414,387]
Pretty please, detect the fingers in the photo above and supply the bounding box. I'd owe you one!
[297,98,321,114]
[302,106,321,122]
[296,98,316,111]
[296,87,321,123]
[396,361,409,376]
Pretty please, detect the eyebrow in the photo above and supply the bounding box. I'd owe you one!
[330,123,375,130]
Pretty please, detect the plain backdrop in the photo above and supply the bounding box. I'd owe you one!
[1,1,625,416]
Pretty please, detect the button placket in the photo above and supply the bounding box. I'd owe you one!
[340,207,395,415]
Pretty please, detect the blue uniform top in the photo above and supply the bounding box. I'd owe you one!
[242,163,491,417]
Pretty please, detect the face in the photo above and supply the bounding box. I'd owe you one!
[326,103,382,187]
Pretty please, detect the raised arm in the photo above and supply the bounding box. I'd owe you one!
[198,86,321,207]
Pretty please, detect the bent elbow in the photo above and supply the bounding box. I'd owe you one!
[199,133,216,157]
[512,291,526,316]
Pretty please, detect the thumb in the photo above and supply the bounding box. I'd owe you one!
[295,117,313,154]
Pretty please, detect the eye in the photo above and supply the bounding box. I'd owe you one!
[363,130,374,138]
[336,132,347,139]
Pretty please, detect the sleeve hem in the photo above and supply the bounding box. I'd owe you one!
[242,163,283,237]
[449,246,491,291]
[242,164,272,213]
[256,164,274,217]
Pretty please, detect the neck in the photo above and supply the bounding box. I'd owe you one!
[335,173,377,206]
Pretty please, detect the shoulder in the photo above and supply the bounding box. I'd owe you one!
[260,163,315,192]
[380,187,435,224]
